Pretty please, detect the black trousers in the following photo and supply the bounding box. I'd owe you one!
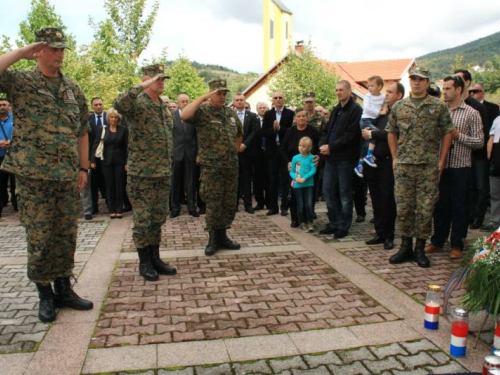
[353,172,367,217]
[253,150,268,208]
[431,167,470,250]
[91,160,106,211]
[239,153,257,208]
[365,158,396,240]
[171,158,197,212]
[101,163,125,214]
[267,154,289,211]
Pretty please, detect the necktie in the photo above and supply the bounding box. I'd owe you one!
[275,111,281,145]
[96,115,102,128]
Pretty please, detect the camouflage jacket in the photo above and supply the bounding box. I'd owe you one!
[386,95,454,165]
[307,111,327,134]
[114,85,173,178]
[0,67,88,181]
[190,105,243,169]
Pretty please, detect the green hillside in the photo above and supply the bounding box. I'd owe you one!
[417,31,500,79]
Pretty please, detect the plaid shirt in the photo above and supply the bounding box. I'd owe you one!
[445,101,483,168]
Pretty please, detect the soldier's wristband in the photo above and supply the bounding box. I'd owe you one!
[79,167,89,173]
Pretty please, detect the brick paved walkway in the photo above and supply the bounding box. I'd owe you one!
[82,339,468,374]
[92,251,394,348]
[122,211,298,253]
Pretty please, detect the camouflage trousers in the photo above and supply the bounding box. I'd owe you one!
[16,176,79,284]
[127,175,170,249]
[199,166,238,230]
[395,164,439,238]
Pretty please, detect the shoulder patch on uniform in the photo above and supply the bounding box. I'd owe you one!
[230,117,236,124]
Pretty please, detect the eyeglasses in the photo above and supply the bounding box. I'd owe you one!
[273,96,283,100]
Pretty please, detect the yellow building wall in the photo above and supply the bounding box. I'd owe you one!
[263,0,293,72]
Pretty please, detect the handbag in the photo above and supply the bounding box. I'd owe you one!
[95,127,105,160]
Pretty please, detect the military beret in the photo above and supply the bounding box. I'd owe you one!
[35,27,69,49]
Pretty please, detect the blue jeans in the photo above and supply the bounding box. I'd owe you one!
[359,118,378,158]
[323,160,355,231]
[295,186,314,224]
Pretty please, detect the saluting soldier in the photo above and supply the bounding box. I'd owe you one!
[387,67,455,268]
[0,28,93,322]
[114,64,177,281]
[181,79,243,256]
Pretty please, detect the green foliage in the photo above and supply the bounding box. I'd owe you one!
[164,57,208,101]
[418,31,500,82]
[101,0,159,60]
[267,42,338,108]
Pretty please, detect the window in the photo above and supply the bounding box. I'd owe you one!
[270,19,274,39]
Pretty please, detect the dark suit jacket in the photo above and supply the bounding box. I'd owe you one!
[91,125,128,166]
[262,107,295,158]
[88,112,108,155]
[173,109,198,162]
[239,110,261,157]
[319,98,362,162]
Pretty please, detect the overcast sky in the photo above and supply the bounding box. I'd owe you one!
[2,0,500,74]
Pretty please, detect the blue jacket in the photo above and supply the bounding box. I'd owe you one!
[0,112,13,157]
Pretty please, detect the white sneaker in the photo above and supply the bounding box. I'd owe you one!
[307,223,314,232]
[299,223,308,232]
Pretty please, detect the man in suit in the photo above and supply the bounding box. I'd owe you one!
[470,83,500,231]
[262,92,294,216]
[88,97,107,214]
[319,80,363,239]
[171,94,199,218]
[234,93,260,213]
[254,102,270,210]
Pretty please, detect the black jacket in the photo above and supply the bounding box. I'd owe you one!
[91,125,128,166]
[239,110,261,157]
[465,97,488,160]
[319,98,362,161]
[173,109,198,162]
[371,114,391,159]
[262,107,295,158]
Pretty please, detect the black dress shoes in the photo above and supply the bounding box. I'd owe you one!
[470,218,483,229]
[245,207,255,214]
[281,209,288,216]
[334,230,348,239]
[384,238,394,250]
[254,204,264,211]
[365,236,385,245]
[188,210,199,217]
[170,211,180,218]
[319,226,336,235]
[356,215,365,223]
[290,221,299,228]
[266,209,278,216]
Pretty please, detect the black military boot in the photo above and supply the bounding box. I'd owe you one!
[36,283,56,323]
[53,278,93,310]
[149,245,177,275]
[137,247,159,281]
[389,236,414,264]
[217,229,241,250]
[414,238,431,268]
[205,230,218,256]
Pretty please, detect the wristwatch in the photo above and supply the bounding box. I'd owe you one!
[79,167,89,173]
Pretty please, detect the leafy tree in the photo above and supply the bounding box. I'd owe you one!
[267,42,338,108]
[164,56,208,100]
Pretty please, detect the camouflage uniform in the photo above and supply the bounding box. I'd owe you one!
[307,111,327,134]
[114,66,173,249]
[387,92,454,238]
[189,87,243,231]
[0,30,88,284]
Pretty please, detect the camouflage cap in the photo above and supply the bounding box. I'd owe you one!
[141,64,170,79]
[303,92,316,102]
[409,66,430,79]
[209,79,230,92]
[35,27,69,49]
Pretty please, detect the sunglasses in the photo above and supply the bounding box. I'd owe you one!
[273,96,283,100]
[469,89,483,94]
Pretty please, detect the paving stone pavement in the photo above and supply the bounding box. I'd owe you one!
[0,221,109,257]
[0,261,85,354]
[82,339,469,374]
[92,251,395,348]
[122,209,299,253]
